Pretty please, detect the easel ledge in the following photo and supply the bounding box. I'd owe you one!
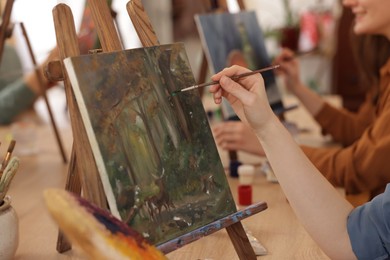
[158,201,267,254]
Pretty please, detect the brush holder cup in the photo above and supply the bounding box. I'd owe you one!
[0,195,19,260]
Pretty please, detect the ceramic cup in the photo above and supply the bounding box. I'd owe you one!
[0,195,19,260]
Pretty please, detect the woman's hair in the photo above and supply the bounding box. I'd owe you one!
[352,34,390,89]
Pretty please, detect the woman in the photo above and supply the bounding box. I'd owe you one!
[0,44,58,125]
[209,62,387,259]
[213,0,390,200]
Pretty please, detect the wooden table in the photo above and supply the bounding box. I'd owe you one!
[1,95,340,259]
[166,176,329,259]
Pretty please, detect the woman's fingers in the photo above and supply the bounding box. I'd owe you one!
[219,75,248,100]
[210,66,253,104]
[211,65,251,82]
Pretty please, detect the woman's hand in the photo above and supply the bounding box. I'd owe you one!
[212,121,265,156]
[209,65,274,132]
[273,48,303,94]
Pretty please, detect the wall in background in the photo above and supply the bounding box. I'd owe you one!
[10,0,146,72]
[7,0,342,97]
[243,0,342,94]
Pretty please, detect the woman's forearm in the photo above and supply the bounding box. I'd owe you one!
[0,79,37,124]
[292,83,325,116]
[255,115,356,260]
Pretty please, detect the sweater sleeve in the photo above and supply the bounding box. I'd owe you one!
[301,107,390,195]
[0,78,37,125]
[314,99,375,146]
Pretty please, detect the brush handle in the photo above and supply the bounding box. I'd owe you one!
[196,64,280,90]
[0,140,16,175]
[231,65,280,80]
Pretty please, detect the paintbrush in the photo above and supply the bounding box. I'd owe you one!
[171,64,280,96]
[0,140,16,178]
[0,157,20,202]
[282,47,320,62]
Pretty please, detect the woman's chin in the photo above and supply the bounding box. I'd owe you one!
[353,24,369,35]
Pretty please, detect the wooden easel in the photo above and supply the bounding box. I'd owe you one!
[49,1,266,259]
[0,0,14,62]
[0,0,67,163]
[51,1,117,252]
[19,22,68,163]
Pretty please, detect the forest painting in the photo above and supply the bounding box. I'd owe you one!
[64,43,236,246]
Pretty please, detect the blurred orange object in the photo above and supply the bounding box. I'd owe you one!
[44,189,167,260]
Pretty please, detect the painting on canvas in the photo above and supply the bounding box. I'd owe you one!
[64,43,236,245]
[195,11,285,114]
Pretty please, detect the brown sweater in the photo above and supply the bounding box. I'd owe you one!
[302,58,390,198]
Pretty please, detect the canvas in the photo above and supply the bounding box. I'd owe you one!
[64,43,236,246]
[195,11,286,115]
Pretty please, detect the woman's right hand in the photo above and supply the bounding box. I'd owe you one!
[209,65,275,132]
[273,48,303,94]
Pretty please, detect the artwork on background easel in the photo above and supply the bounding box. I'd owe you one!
[47,0,267,259]
[0,0,67,163]
[194,0,245,93]
[193,0,245,178]
[195,10,287,115]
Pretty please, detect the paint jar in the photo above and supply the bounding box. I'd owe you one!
[238,165,255,185]
[0,195,19,259]
[237,165,255,205]
[238,185,252,205]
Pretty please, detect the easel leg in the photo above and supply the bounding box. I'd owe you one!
[56,146,81,252]
[226,222,257,260]
[0,0,15,62]
[19,22,68,164]
[56,230,71,253]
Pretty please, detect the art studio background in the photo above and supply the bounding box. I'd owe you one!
[0,0,376,259]
[2,0,355,130]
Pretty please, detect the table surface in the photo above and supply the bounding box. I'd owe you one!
[1,95,341,259]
